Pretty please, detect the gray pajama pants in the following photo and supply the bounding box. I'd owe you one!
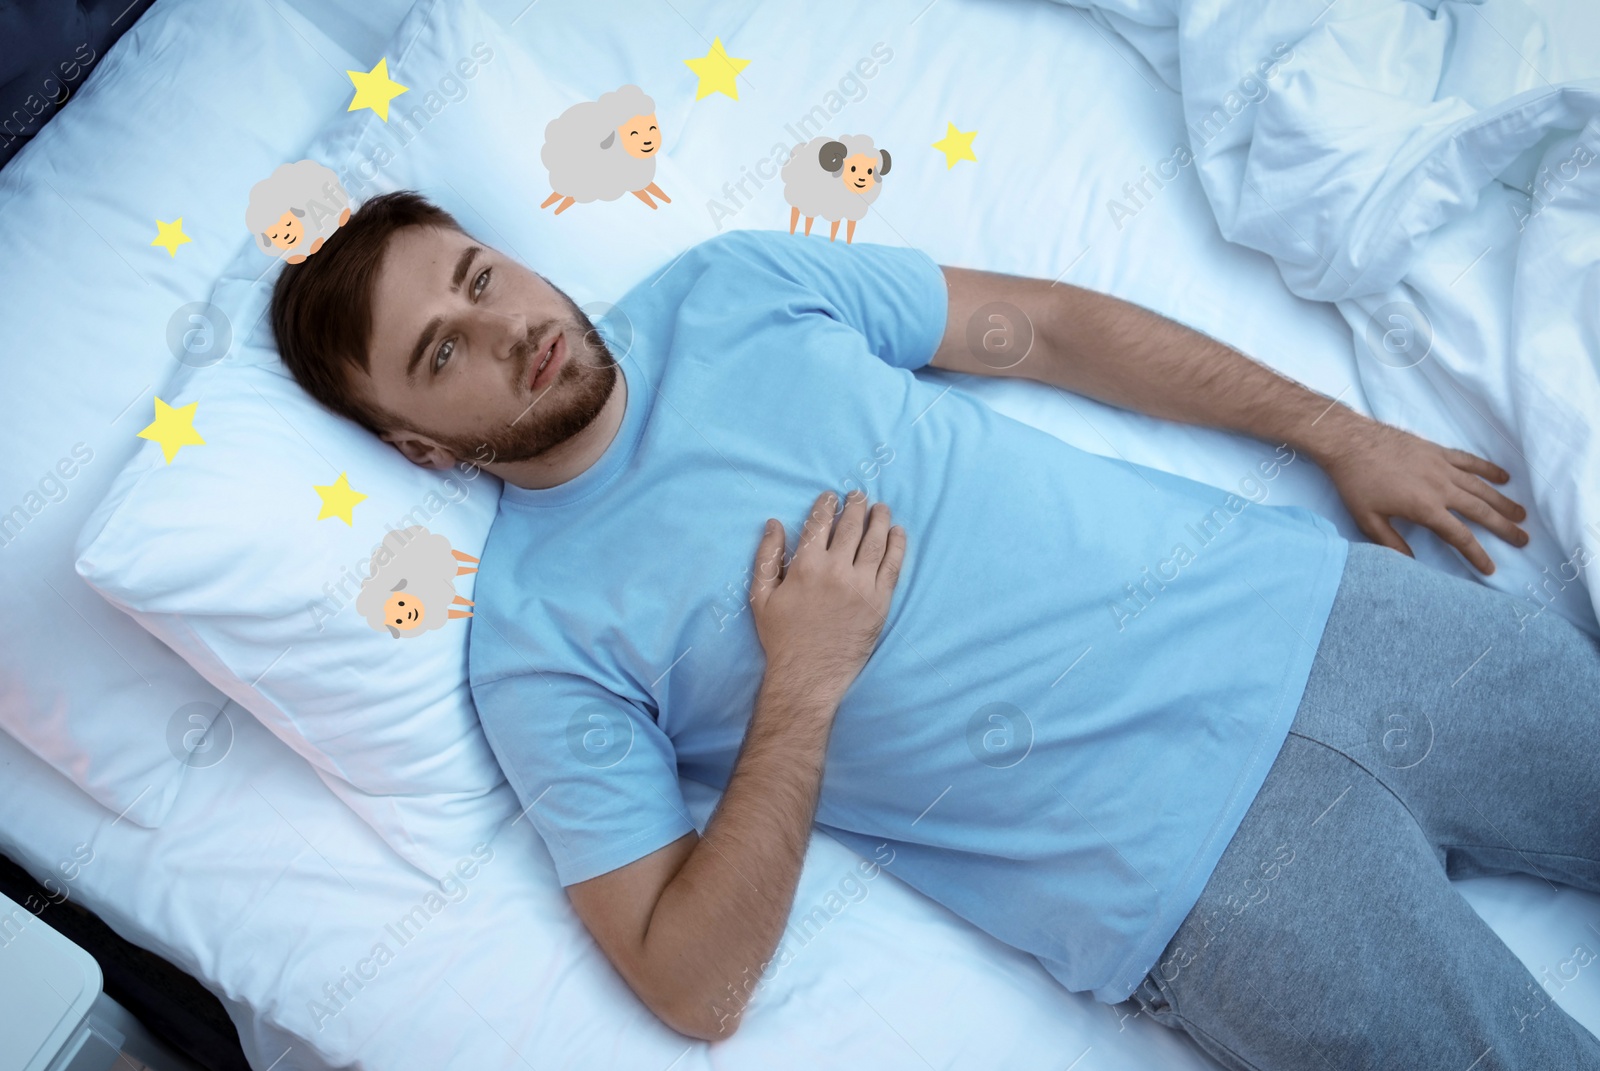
[1128,540,1600,1070]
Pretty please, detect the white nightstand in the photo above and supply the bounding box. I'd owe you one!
[0,892,197,1071]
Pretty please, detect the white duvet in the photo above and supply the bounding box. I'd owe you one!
[1057,0,1600,633]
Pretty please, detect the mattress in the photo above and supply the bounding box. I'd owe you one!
[3,0,1599,1067]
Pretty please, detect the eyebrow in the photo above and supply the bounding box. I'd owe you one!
[405,244,482,382]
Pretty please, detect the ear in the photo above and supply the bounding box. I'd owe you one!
[877,149,892,177]
[382,429,457,471]
[600,131,616,150]
[819,140,847,173]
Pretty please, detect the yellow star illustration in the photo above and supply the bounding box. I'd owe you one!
[314,472,367,525]
[684,37,749,101]
[932,123,978,169]
[136,397,205,463]
[150,218,192,257]
[347,58,408,121]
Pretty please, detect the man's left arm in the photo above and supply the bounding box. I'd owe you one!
[929,264,1529,575]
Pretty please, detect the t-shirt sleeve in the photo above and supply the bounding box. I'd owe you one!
[471,670,697,887]
[708,229,950,371]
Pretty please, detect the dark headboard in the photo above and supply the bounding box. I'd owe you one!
[0,0,161,172]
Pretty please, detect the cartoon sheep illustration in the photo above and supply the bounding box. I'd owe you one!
[355,525,480,640]
[245,159,352,264]
[539,85,671,214]
[781,134,891,244]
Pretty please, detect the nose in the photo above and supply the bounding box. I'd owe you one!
[481,307,529,362]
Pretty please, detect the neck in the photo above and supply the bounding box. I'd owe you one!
[493,370,628,490]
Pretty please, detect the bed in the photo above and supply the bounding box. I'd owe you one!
[3,0,1599,1068]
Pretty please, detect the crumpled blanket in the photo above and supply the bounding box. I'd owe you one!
[1053,0,1600,634]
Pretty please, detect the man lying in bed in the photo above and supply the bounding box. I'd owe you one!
[270,192,1600,1070]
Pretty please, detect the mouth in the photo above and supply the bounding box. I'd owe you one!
[529,330,566,392]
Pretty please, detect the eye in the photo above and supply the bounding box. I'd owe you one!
[435,269,492,375]
[432,337,455,375]
[649,125,657,131]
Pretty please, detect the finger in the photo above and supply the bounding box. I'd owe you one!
[1428,508,1496,574]
[855,501,890,568]
[1362,514,1415,559]
[1448,484,1528,549]
[1451,469,1528,527]
[1446,448,1510,484]
[877,524,907,589]
[793,490,837,569]
[749,519,785,610]
[830,489,869,555]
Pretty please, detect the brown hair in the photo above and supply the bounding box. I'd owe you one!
[269,190,465,436]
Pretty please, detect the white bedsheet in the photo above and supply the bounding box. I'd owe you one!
[5,0,1600,1067]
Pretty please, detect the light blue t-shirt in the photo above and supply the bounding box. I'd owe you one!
[468,228,1349,1003]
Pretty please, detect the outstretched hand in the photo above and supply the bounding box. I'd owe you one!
[1315,418,1528,574]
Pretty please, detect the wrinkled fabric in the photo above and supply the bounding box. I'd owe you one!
[1046,0,1600,634]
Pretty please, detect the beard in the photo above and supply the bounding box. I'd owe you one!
[424,287,619,466]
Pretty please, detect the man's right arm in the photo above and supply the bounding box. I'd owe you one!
[567,667,842,1039]
[565,488,906,1041]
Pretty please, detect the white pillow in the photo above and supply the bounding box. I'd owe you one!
[75,0,719,879]
[74,359,518,880]
[0,0,368,829]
